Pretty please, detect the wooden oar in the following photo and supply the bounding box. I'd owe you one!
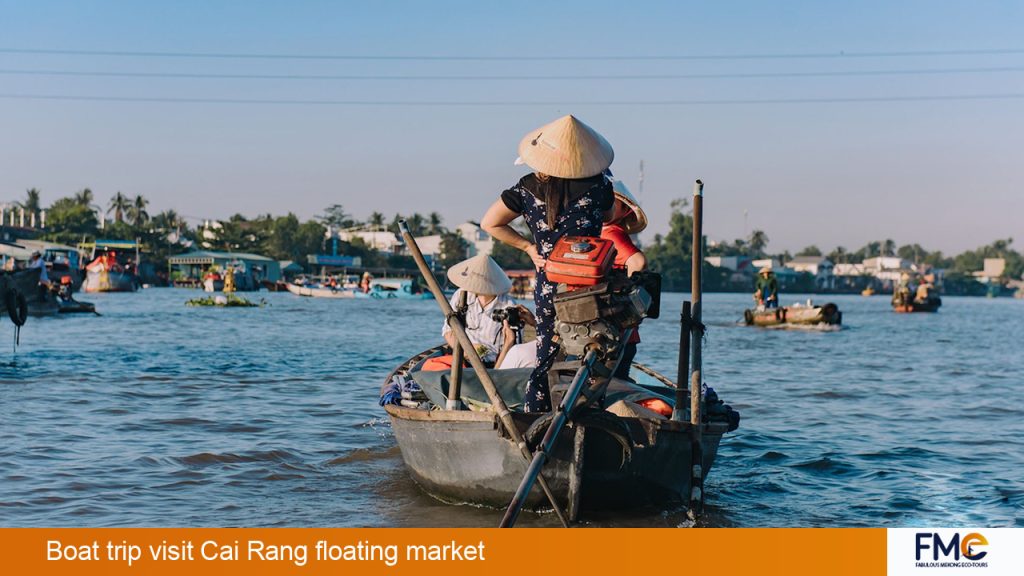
[398,221,570,528]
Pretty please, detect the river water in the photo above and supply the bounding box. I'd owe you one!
[1,289,1021,527]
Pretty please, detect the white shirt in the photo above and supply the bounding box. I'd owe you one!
[441,289,515,362]
[29,257,49,283]
[498,341,539,369]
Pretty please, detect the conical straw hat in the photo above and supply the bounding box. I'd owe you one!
[610,180,648,234]
[517,115,614,179]
[447,254,512,296]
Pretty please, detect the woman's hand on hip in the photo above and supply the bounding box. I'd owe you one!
[525,244,546,270]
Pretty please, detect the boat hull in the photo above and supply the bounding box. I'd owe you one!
[82,269,137,293]
[284,282,356,298]
[386,405,725,512]
[3,268,47,316]
[893,297,942,313]
[744,303,842,326]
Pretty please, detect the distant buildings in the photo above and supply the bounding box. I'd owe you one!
[788,256,835,290]
[339,221,495,261]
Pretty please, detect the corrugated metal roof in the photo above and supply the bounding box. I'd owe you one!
[168,250,275,264]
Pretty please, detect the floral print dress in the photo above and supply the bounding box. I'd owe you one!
[501,176,611,412]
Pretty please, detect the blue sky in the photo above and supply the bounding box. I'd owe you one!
[1,1,1022,254]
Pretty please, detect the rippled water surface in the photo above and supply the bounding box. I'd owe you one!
[1,289,1021,527]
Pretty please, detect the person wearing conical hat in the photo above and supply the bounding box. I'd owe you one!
[755,266,779,309]
[481,114,616,413]
[600,179,648,378]
[441,254,523,363]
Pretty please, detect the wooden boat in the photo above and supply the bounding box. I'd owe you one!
[27,291,97,316]
[83,268,137,293]
[80,240,140,293]
[861,287,875,296]
[369,278,434,300]
[285,280,356,298]
[382,347,737,515]
[744,302,842,326]
[892,296,942,313]
[261,279,290,292]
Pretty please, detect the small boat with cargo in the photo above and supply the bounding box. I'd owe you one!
[743,301,842,327]
[892,296,942,313]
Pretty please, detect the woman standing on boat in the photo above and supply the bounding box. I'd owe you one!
[481,115,615,413]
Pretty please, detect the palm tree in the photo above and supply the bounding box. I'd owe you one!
[153,209,183,232]
[74,188,94,207]
[128,195,150,227]
[428,212,444,234]
[829,246,848,264]
[108,192,131,223]
[22,188,42,214]
[368,211,385,228]
[407,213,426,236]
[882,238,896,257]
[748,230,769,257]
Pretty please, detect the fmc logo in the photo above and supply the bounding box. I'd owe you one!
[916,532,988,562]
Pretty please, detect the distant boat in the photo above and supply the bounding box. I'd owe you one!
[80,240,140,293]
[744,302,842,327]
[27,291,97,316]
[892,296,942,313]
[861,287,875,297]
[367,278,434,300]
[285,279,356,299]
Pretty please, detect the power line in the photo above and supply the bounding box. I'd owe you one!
[1,65,1023,82]
[2,47,1024,61]
[1,92,1022,106]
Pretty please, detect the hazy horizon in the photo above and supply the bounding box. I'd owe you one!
[2,1,1021,256]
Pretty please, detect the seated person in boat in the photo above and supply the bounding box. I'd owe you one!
[754,266,779,309]
[894,272,913,306]
[440,255,517,364]
[600,178,648,378]
[496,307,540,369]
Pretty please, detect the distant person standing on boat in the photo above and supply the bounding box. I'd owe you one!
[755,267,779,309]
[481,115,615,413]
[915,274,935,303]
[28,251,51,287]
[601,179,648,379]
[442,254,516,363]
[360,272,372,293]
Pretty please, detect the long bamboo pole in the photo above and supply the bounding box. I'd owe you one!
[446,290,468,410]
[398,221,569,527]
[688,179,705,520]
[672,301,691,422]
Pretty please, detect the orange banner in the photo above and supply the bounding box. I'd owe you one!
[0,528,885,575]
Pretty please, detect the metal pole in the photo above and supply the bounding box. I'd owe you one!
[689,179,705,520]
[398,221,570,527]
[446,290,467,410]
[672,301,692,421]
